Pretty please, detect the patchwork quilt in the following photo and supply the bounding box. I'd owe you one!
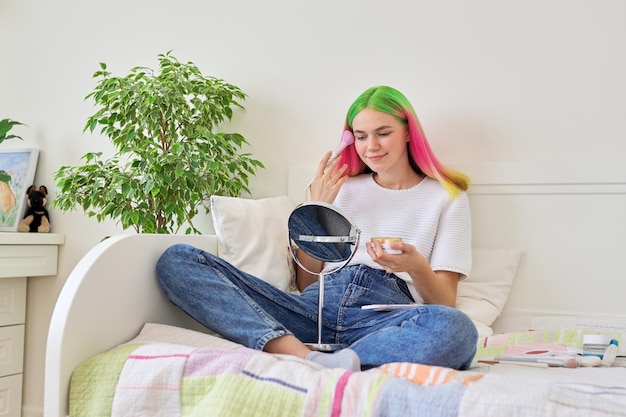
[70,340,478,417]
[69,324,626,417]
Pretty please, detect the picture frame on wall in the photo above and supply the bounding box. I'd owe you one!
[0,148,39,232]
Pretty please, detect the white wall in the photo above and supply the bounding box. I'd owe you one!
[1,0,626,414]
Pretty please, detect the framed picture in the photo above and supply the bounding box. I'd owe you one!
[0,148,39,232]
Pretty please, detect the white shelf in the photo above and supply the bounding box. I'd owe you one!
[0,233,64,278]
[0,233,65,246]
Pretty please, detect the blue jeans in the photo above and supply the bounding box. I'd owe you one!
[156,244,478,370]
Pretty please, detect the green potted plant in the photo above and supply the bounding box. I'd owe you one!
[53,52,264,234]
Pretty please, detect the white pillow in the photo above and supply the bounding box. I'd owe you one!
[210,195,296,291]
[456,248,523,336]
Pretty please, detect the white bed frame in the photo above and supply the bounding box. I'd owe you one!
[44,162,626,417]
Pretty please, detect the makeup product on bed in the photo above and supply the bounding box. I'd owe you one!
[576,340,618,367]
[494,355,578,368]
[478,359,550,368]
[370,237,403,254]
[304,130,355,190]
[577,355,602,367]
[601,340,619,366]
[582,335,614,358]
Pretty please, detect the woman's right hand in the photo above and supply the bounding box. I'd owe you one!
[308,151,348,203]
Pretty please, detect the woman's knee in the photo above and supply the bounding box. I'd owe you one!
[449,307,477,339]
[439,307,478,368]
[156,244,198,286]
[412,306,477,368]
[160,242,203,264]
[436,307,477,344]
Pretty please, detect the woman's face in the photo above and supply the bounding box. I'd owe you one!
[352,108,410,175]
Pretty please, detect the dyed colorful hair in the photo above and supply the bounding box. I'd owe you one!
[338,86,470,198]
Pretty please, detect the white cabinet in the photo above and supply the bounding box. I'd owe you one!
[0,233,64,417]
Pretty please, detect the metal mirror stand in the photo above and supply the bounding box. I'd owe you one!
[288,201,360,351]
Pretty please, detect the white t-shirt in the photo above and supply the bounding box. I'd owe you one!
[324,174,472,303]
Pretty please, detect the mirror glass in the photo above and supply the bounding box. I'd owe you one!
[288,201,360,263]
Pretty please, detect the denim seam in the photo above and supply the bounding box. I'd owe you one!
[256,330,290,351]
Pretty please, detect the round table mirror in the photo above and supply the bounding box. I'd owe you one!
[288,201,360,351]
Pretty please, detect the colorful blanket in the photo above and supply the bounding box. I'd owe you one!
[69,334,482,417]
[70,325,626,417]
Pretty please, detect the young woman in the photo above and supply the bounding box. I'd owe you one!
[157,86,477,371]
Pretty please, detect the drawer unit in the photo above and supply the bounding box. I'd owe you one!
[0,374,22,417]
[0,325,25,377]
[0,232,64,417]
[0,278,26,327]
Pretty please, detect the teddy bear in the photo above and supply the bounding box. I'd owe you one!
[18,185,50,233]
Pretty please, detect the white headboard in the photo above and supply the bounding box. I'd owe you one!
[288,162,626,319]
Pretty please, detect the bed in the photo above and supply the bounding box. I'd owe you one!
[44,162,626,417]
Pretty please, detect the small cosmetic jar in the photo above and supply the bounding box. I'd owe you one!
[582,335,614,358]
[370,237,403,254]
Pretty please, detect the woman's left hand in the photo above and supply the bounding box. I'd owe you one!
[366,240,422,274]
[366,240,459,306]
